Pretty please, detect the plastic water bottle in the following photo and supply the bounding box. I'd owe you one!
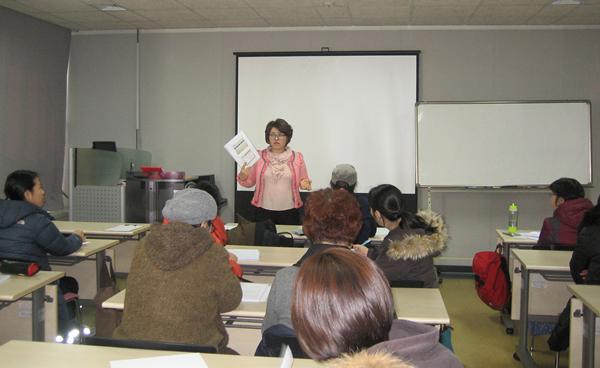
[508,203,518,235]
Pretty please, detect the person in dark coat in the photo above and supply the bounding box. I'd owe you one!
[330,164,377,244]
[570,194,600,284]
[536,177,593,249]
[113,189,242,352]
[353,184,447,288]
[0,170,85,332]
[0,170,85,270]
[291,248,462,367]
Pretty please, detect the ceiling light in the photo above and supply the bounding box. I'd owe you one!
[551,0,580,4]
[99,4,127,12]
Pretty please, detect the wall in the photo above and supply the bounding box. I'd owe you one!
[0,6,71,209]
[68,27,600,265]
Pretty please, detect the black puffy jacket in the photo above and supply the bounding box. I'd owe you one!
[0,199,81,270]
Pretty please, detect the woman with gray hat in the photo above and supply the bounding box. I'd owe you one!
[330,164,377,244]
[113,188,242,353]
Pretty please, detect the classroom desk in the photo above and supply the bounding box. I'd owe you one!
[53,221,151,240]
[227,223,388,244]
[104,287,450,327]
[391,288,450,326]
[103,288,267,329]
[0,271,63,341]
[226,245,308,276]
[49,239,119,291]
[512,249,574,368]
[495,229,538,334]
[0,340,324,368]
[568,284,600,368]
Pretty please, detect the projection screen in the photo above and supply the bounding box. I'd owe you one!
[235,52,419,200]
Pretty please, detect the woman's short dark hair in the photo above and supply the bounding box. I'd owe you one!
[291,248,394,361]
[264,118,293,145]
[4,170,39,201]
[302,188,362,244]
[549,177,585,201]
[368,184,433,232]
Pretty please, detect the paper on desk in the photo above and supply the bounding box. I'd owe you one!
[516,231,540,240]
[0,274,10,284]
[375,227,389,239]
[224,131,259,167]
[106,224,142,232]
[110,353,207,368]
[242,283,271,303]
[280,345,294,368]
[229,249,260,261]
[225,223,238,231]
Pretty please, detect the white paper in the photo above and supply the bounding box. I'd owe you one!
[110,353,207,368]
[224,131,259,167]
[229,249,260,261]
[375,227,389,239]
[0,274,10,284]
[515,231,540,240]
[293,228,304,236]
[241,283,271,303]
[225,223,238,231]
[280,345,294,368]
[106,224,142,232]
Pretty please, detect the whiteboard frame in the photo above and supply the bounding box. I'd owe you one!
[415,100,592,188]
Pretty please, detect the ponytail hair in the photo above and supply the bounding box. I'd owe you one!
[578,194,600,232]
[368,184,434,232]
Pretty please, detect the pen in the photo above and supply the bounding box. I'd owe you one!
[361,239,372,246]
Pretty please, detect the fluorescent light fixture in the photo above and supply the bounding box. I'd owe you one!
[551,0,580,4]
[99,4,127,11]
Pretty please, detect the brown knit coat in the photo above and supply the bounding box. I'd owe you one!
[113,223,242,351]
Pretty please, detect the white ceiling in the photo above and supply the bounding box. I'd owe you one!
[1,0,599,31]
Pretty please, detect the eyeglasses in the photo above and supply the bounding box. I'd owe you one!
[269,133,286,140]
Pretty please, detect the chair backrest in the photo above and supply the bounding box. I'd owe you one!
[255,324,308,358]
[81,336,217,353]
[389,279,425,288]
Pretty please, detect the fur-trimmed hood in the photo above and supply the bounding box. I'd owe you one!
[327,350,414,368]
[386,210,448,261]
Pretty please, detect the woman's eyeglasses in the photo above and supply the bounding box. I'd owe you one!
[269,133,286,140]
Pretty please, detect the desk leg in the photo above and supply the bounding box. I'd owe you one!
[96,250,106,291]
[582,305,596,368]
[31,287,45,341]
[516,268,537,367]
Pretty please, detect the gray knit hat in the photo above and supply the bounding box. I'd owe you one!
[331,164,357,186]
[162,188,217,225]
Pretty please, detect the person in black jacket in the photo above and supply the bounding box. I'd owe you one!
[0,170,85,270]
[0,170,85,332]
[570,194,600,285]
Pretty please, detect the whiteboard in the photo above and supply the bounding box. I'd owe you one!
[236,53,418,194]
[416,101,591,187]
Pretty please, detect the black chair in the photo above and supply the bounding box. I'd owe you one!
[255,324,308,358]
[389,279,425,288]
[81,336,217,353]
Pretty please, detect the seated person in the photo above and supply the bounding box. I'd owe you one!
[330,164,377,244]
[353,184,447,288]
[291,247,462,367]
[536,177,592,249]
[114,189,242,352]
[0,170,85,332]
[257,188,362,356]
[570,193,600,285]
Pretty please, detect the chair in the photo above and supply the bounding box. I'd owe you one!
[255,324,308,358]
[389,279,425,288]
[81,336,217,353]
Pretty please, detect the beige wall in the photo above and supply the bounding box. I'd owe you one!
[68,27,600,265]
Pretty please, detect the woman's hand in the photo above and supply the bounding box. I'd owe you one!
[352,244,369,256]
[73,229,86,242]
[238,163,250,181]
[300,178,312,191]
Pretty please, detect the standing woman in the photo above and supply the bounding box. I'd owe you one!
[237,119,311,225]
[353,184,447,288]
